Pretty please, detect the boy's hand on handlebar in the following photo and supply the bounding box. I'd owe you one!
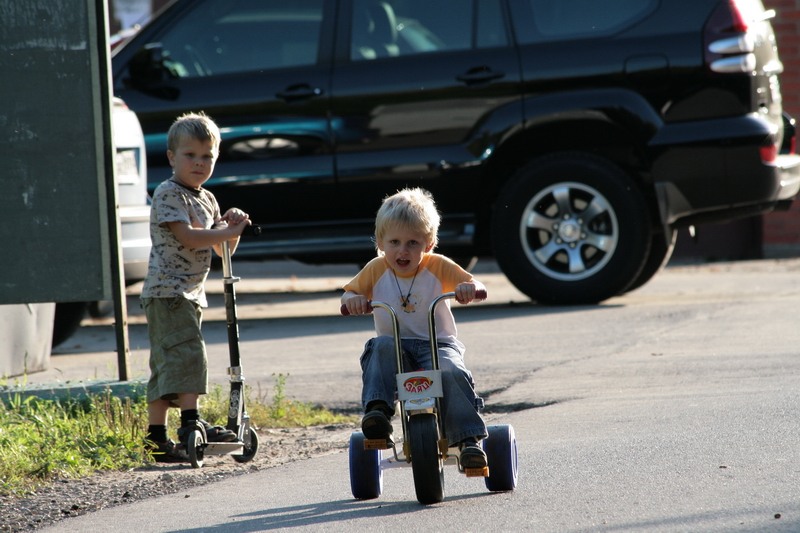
[228,218,252,236]
[342,294,371,315]
[455,281,486,304]
[222,208,252,234]
[222,207,250,225]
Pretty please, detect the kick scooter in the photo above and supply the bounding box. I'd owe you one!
[342,290,518,504]
[185,226,261,468]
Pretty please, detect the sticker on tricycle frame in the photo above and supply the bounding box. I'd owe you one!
[396,370,443,401]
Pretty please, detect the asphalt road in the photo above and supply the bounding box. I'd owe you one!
[28,258,800,532]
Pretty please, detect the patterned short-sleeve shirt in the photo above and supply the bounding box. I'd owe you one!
[141,179,223,307]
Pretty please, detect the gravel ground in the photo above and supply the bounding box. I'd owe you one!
[0,424,355,532]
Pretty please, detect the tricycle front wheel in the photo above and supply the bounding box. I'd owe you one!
[409,414,444,504]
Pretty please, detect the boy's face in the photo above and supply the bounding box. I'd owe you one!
[167,136,218,190]
[378,225,433,274]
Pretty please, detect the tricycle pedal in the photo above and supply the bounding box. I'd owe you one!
[464,466,490,478]
[363,437,393,450]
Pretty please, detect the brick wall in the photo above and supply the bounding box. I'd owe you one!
[762,1,800,255]
[769,1,800,117]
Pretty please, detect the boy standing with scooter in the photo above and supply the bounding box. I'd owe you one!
[341,187,488,468]
[141,112,251,462]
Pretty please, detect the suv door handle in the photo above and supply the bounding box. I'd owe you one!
[457,66,504,85]
[276,84,324,101]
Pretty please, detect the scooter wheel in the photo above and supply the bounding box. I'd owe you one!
[233,427,259,463]
[483,424,518,491]
[349,432,382,499]
[409,414,444,504]
[187,430,205,469]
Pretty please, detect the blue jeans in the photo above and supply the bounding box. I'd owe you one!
[360,336,488,445]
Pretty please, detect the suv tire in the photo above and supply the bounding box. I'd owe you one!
[52,302,88,348]
[624,228,677,294]
[492,152,650,304]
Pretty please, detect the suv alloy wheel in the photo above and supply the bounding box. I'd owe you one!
[493,152,650,304]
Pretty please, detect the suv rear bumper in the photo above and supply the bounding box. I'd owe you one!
[651,115,800,226]
[775,154,800,201]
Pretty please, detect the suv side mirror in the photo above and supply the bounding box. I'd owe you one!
[126,43,180,99]
[128,43,169,86]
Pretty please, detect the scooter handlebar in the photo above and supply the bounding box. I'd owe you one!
[242,224,263,237]
[340,289,487,316]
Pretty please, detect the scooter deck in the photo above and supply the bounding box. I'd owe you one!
[203,441,245,456]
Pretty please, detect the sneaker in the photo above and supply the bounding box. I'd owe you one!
[146,439,187,463]
[361,409,393,440]
[177,421,206,447]
[458,439,487,469]
[199,419,238,442]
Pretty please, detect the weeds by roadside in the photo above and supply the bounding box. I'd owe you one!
[201,373,350,428]
[0,374,356,496]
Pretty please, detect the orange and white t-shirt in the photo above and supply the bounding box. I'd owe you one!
[343,253,473,346]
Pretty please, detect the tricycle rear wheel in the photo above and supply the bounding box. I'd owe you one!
[349,432,383,499]
[483,424,518,491]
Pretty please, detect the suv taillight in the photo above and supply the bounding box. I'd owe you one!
[760,143,777,164]
[704,0,755,73]
[728,0,749,32]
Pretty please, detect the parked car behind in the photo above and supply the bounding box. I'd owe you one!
[52,97,151,346]
[111,0,799,305]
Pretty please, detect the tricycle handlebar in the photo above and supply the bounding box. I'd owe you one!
[340,289,486,316]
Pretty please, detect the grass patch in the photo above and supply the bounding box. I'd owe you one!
[202,374,350,428]
[0,390,148,496]
[0,374,356,496]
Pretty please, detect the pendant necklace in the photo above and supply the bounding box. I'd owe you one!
[393,266,419,310]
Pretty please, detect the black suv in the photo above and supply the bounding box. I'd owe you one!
[111,0,800,304]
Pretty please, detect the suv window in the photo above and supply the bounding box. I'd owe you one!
[350,0,507,61]
[159,0,323,77]
[510,0,657,43]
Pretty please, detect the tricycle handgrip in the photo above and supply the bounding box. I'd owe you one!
[340,303,374,316]
[475,289,487,301]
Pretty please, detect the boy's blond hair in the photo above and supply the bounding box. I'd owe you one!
[167,111,221,153]
[375,188,440,253]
